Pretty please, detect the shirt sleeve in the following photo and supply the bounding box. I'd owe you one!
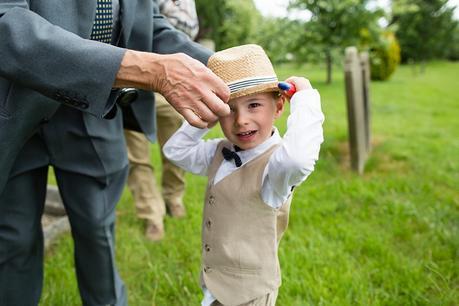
[157,0,200,40]
[163,121,221,176]
[262,89,325,208]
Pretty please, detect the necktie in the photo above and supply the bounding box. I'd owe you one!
[90,0,113,43]
[222,147,242,167]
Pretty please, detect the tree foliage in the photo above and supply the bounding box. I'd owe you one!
[218,0,262,50]
[252,17,306,64]
[391,0,457,63]
[195,0,261,50]
[195,0,226,47]
[289,0,382,83]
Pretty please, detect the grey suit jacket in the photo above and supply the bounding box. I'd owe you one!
[0,0,212,192]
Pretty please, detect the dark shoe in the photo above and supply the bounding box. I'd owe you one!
[145,221,164,241]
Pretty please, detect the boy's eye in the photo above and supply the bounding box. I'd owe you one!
[248,102,261,109]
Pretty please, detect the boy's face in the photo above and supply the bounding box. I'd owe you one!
[219,92,284,150]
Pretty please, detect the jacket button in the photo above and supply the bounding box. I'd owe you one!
[40,117,49,124]
[206,219,211,229]
[204,244,210,252]
[204,266,211,273]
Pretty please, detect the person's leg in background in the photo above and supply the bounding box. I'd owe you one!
[124,129,166,241]
[54,166,128,306]
[124,93,187,241]
[155,93,187,218]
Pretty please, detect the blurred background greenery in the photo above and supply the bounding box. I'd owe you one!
[197,0,458,82]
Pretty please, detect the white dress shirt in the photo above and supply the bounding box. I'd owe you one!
[163,88,324,306]
[164,89,324,209]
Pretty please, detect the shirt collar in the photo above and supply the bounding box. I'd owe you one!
[231,127,281,164]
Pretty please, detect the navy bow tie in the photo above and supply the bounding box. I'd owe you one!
[222,147,242,167]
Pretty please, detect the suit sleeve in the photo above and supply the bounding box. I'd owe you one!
[0,4,126,118]
[151,5,212,65]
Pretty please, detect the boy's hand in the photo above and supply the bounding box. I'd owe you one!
[279,76,312,100]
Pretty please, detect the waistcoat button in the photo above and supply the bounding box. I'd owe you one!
[208,195,215,205]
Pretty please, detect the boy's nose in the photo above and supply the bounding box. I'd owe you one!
[234,112,249,126]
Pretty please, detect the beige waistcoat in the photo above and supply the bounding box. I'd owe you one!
[200,141,292,305]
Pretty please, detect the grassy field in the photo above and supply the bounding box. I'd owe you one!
[41,61,458,306]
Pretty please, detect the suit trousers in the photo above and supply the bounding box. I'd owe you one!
[124,93,185,224]
[0,160,128,306]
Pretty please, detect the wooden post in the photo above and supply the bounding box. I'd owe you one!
[360,52,371,155]
[344,47,371,174]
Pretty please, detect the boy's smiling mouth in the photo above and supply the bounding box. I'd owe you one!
[236,130,257,140]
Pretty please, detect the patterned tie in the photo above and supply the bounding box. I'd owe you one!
[222,147,242,167]
[90,0,113,43]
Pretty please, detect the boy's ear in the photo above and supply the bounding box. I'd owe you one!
[274,95,285,119]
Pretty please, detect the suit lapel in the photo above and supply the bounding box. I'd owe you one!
[79,0,98,38]
[119,0,137,47]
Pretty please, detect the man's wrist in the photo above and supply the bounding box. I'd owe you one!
[113,50,163,90]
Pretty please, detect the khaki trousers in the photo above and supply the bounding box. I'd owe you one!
[124,94,185,224]
[211,290,278,306]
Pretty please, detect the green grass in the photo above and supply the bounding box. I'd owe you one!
[41,61,458,306]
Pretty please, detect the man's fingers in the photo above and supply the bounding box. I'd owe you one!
[193,102,219,124]
[205,67,231,103]
[201,90,231,117]
[180,108,208,129]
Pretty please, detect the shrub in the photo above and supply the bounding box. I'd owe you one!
[369,32,401,81]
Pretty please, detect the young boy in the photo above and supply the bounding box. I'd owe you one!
[163,44,324,306]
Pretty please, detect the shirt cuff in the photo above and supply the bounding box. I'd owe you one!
[180,121,210,139]
[290,89,322,114]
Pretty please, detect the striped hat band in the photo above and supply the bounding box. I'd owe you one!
[228,76,278,93]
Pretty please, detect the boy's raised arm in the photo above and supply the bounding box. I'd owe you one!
[262,77,325,208]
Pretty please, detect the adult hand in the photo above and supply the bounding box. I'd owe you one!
[114,50,230,128]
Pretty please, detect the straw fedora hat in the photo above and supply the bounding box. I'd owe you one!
[208,44,279,99]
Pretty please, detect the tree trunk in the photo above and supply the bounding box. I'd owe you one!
[420,59,426,74]
[326,50,332,84]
